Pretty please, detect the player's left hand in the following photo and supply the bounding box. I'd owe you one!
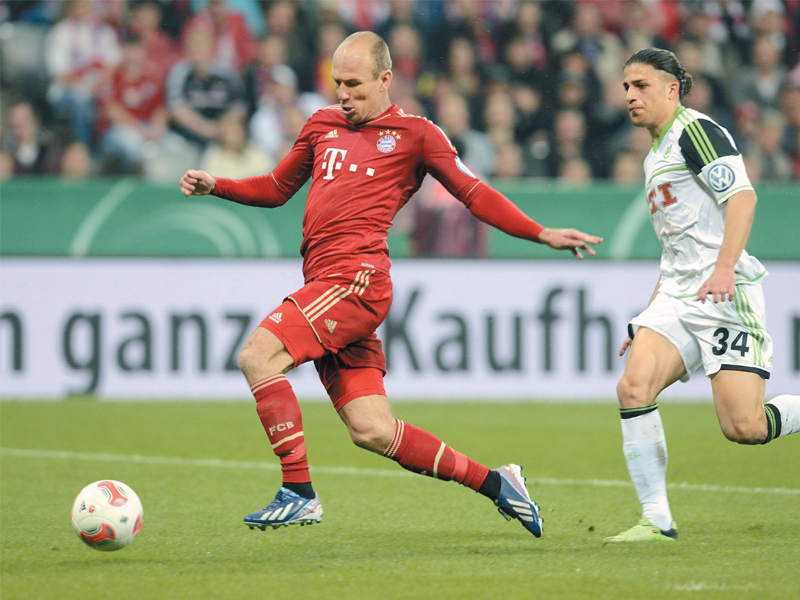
[696,268,735,303]
[538,228,603,259]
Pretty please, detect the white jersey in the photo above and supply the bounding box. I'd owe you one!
[643,106,766,298]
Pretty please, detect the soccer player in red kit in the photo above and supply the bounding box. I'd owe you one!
[180,32,602,538]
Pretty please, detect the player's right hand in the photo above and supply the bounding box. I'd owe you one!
[619,336,632,356]
[179,170,216,197]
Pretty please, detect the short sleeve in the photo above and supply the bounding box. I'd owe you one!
[677,114,753,204]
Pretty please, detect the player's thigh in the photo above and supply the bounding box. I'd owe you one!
[238,325,294,383]
[619,327,687,408]
[710,369,766,442]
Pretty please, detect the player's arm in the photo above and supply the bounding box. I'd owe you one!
[422,123,602,258]
[620,276,661,356]
[179,121,314,207]
[468,187,603,258]
[696,189,757,303]
[677,115,756,303]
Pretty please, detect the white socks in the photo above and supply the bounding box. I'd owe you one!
[765,395,800,441]
[620,405,673,531]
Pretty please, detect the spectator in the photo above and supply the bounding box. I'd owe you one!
[732,101,762,156]
[434,91,495,177]
[610,151,643,185]
[550,2,624,88]
[2,102,62,176]
[60,141,94,179]
[735,33,787,110]
[410,177,489,258]
[244,34,289,117]
[250,64,326,161]
[493,141,527,179]
[0,152,15,181]
[387,23,424,96]
[166,28,247,150]
[558,157,592,186]
[44,0,122,145]
[445,37,486,121]
[496,0,549,77]
[779,78,800,178]
[200,111,273,178]
[97,33,168,174]
[747,110,794,182]
[376,0,427,43]
[128,1,182,81]
[549,108,595,179]
[263,1,314,92]
[483,88,518,148]
[618,1,672,54]
[182,0,258,74]
[313,21,350,103]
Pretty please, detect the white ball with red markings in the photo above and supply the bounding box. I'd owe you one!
[71,480,143,551]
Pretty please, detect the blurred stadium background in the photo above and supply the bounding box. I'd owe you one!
[1,3,799,599]
[1,0,798,400]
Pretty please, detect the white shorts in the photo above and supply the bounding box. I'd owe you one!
[629,284,773,381]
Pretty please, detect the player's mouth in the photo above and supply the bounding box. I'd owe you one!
[341,105,356,117]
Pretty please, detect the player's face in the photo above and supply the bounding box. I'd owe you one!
[331,43,390,125]
[622,63,678,133]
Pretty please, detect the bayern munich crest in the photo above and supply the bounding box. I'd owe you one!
[376,130,400,153]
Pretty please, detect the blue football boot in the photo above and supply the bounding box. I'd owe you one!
[494,464,543,538]
[244,487,323,530]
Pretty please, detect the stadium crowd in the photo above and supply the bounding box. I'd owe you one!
[1,0,799,187]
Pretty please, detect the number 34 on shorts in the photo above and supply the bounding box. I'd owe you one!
[630,284,774,380]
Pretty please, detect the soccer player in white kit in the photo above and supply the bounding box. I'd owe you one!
[604,49,800,543]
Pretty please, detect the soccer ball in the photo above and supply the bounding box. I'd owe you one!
[71,480,143,551]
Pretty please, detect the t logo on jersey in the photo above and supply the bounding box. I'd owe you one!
[707,163,735,192]
[322,148,347,180]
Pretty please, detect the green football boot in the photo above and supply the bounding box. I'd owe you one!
[603,518,678,543]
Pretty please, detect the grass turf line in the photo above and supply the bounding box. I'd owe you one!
[1,400,798,600]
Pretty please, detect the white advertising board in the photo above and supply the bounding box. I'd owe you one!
[1,258,798,400]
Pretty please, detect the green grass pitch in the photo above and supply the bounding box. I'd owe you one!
[1,399,798,600]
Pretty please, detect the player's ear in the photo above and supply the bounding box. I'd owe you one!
[380,70,392,92]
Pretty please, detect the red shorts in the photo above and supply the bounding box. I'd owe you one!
[260,268,392,411]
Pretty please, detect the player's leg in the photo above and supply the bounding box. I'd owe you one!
[710,370,800,445]
[710,370,767,444]
[241,299,330,530]
[605,319,690,543]
[703,284,800,444]
[327,363,542,537]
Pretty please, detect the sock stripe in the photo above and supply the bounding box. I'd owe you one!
[384,419,404,458]
[432,442,446,479]
[271,430,304,450]
[250,374,288,394]
[620,403,659,420]
[763,404,781,444]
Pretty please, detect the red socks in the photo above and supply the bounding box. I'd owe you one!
[384,420,489,492]
[251,375,310,484]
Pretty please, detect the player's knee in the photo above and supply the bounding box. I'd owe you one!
[617,375,651,408]
[721,420,767,445]
[348,425,387,453]
[346,418,392,453]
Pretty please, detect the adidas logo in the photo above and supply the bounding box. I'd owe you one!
[325,129,339,139]
[268,313,282,324]
[324,319,337,333]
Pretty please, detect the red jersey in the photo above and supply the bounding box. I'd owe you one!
[213,103,544,281]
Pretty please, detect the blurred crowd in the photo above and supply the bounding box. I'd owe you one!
[1,0,799,194]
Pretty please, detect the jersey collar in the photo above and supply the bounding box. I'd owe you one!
[652,105,685,152]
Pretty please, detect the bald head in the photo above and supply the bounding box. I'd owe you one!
[336,31,392,80]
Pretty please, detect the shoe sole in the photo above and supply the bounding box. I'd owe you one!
[245,517,322,531]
